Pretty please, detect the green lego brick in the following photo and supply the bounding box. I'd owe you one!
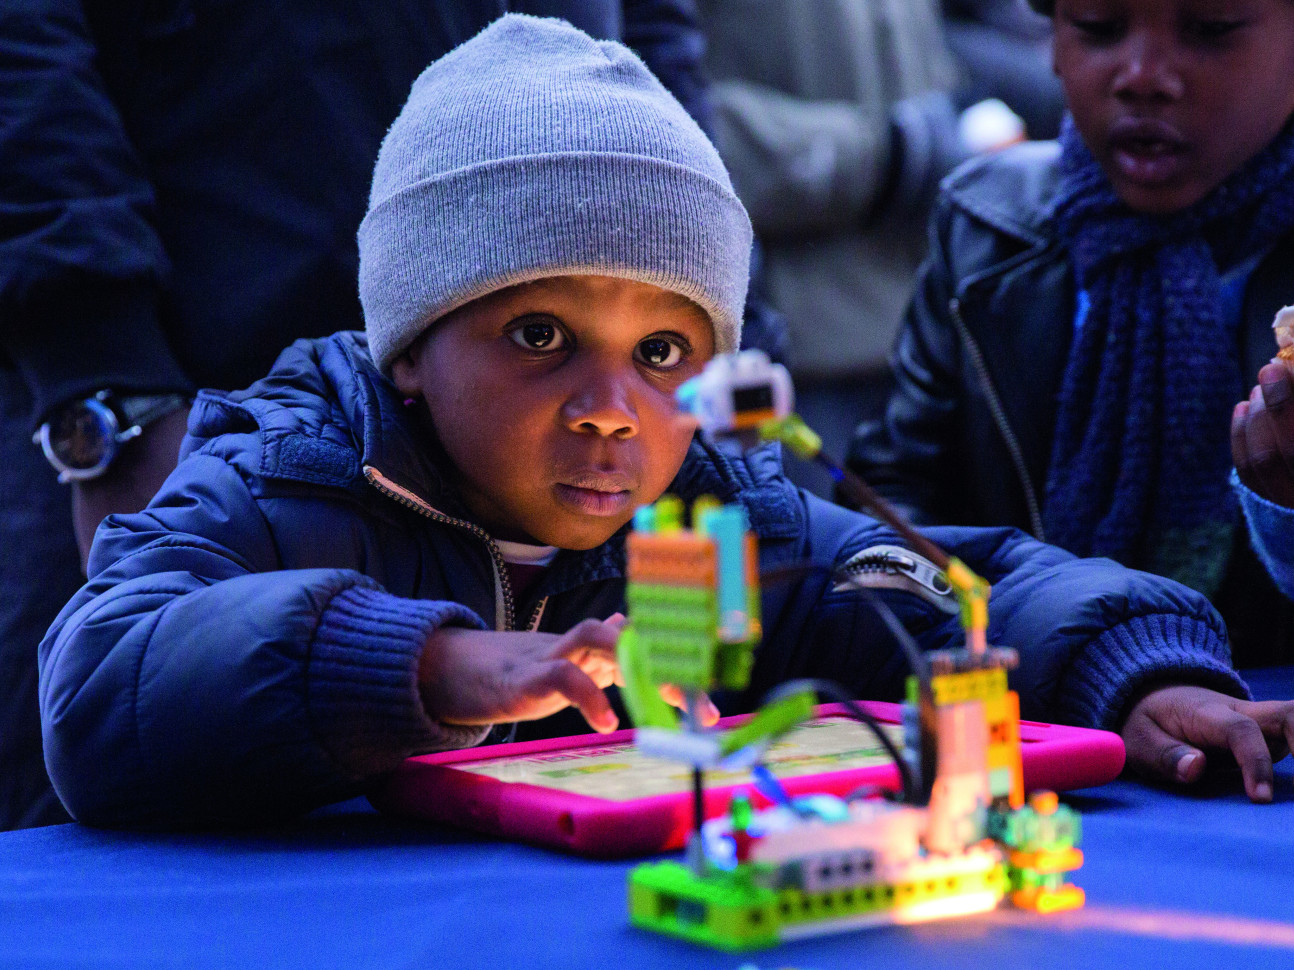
[772,865,1007,927]
[629,860,1011,951]
[719,690,815,756]
[637,634,715,687]
[629,862,780,951]
[714,640,755,691]
[628,583,716,613]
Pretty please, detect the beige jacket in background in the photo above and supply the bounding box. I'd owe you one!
[699,0,962,377]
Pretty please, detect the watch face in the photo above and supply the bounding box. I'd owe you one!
[48,399,117,474]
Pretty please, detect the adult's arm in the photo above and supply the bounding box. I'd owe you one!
[0,1,191,424]
[39,453,485,828]
[708,79,967,238]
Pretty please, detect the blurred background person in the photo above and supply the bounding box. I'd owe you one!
[695,0,1039,496]
[941,0,1064,140]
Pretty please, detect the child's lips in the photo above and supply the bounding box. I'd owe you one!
[1108,118,1189,186]
[554,473,635,517]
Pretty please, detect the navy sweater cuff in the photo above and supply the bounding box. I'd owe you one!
[308,585,490,775]
[5,278,193,425]
[1061,612,1250,731]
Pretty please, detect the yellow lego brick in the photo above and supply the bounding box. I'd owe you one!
[987,743,1020,772]
[931,673,968,706]
[1011,884,1085,914]
[932,668,1009,706]
[983,692,1007,724]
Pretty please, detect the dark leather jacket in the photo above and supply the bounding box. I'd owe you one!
[847,141,1294,667]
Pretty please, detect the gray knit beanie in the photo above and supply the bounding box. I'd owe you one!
[359,14,752,374]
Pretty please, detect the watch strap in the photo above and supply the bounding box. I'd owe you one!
[115,393,189,435]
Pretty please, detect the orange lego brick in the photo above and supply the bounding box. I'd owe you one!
[627,532,716,585]
[1007,847,1083,874]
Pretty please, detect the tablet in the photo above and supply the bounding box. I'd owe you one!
[369,702,1125,858]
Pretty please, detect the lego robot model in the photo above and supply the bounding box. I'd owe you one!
[617,351,1084,952]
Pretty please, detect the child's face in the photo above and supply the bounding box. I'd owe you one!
[1053,0,1294,213]
[392,275,715,550]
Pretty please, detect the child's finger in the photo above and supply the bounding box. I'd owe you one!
[550,617,621,665]
[1122,706,1206,785]
[522,660,619,733]
[1232,400,1255,487]
[658,684,721,725]
[1259,363,1294,472]
[1244,386,1294,507]
[1218,711,1276,803]
[1236,699,1294,763]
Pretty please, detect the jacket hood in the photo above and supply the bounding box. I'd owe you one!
[184,331,803,541]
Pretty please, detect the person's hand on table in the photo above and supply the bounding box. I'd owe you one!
[1121,684,1294,802]
[418,612,719,734]
[71,406,191,571]
[1232,361,1294,508]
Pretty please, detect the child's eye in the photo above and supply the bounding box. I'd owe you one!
[1067,16,1124,41]
[1187,19,1246,42]
[635,336,686,369]
[508,317,568,352]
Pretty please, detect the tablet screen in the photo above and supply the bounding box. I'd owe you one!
[451,716,902,801]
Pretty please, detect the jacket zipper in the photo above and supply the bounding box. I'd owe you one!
[948,297,1046,540]
[363,465,525,631]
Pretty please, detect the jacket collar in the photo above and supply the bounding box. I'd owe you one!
[940,140,1062,250]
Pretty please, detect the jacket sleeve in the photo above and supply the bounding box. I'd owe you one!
[38,452,487,828]
[1233,470,1294,600]
[758,492,1246,732]
[706,76,965,239]
[844,203,967,524]
[0,1,191,423]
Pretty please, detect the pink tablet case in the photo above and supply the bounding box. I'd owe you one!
[370,702,1125,858]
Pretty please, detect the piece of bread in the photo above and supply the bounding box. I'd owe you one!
[1274,306,1294,362]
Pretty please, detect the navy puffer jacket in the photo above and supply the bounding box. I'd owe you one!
[39,333,1245,827]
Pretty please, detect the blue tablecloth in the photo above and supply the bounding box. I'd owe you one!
[3,670,1294,969]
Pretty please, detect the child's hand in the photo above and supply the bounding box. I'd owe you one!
[417,614,719,734]
[419,615,626,733]
[1232,362,1294,507]
[1121,684,1294,802]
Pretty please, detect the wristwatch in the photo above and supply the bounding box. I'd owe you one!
[33,390,189,483]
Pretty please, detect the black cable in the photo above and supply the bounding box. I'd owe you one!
[762,678,919,805]
[755,558,939,804]
[692,766,705,834]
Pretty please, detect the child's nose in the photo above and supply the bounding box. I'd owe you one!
[1112,34,1185,102]
[561,373,639,439]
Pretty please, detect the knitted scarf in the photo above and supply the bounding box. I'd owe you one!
[1044,115,1294,594]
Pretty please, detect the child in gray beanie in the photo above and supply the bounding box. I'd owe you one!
[359,12,751,372]
[40,13,1260,827]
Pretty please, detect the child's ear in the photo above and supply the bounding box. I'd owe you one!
[390,352,422,400]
